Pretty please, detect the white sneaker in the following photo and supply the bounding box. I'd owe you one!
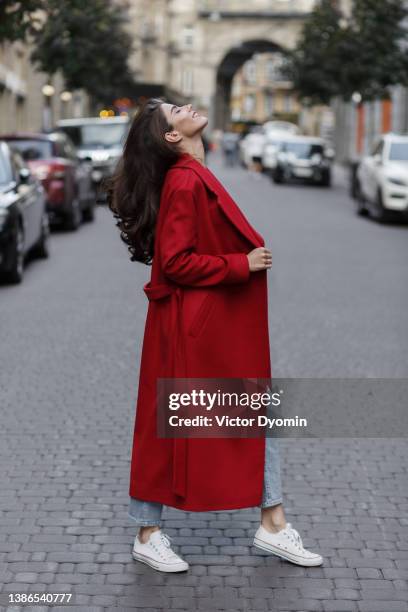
[253,522,323,567]
[132,529,189,572]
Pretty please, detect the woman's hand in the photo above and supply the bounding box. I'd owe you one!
[247,247,272,272]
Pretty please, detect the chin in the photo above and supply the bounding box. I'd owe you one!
[198,115,208,129]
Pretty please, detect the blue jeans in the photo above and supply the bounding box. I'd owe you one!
[128,436,282,528]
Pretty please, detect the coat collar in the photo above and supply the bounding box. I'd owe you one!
[171,153,264,248]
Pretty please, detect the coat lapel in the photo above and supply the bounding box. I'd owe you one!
[171,154,264,248]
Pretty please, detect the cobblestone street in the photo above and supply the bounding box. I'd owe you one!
[1,154,407,611]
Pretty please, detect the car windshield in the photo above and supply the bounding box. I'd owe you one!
[282,142,324,158]
[7,139,53,161]
[268,140,283,147]
[59,123,128,149]
[249,126,264,135]
[389,142,408,161]
[267,122,296,132]
[0,152,11,184]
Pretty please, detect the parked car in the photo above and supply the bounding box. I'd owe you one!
[2,132,95,230]
[239,125,267,168]
[262,132,295,175]
[262,120,299,135]
[56,116,130,199]
[240,121,300,169]
[354,133,408,222]
[0,141,49,284]
[271,136,333,186]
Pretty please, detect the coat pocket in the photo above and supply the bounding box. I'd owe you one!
[187,292,216,338]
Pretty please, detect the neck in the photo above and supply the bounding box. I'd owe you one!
[180,136,206,166]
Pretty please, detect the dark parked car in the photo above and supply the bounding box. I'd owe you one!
[0,141,49,284]
[1,132,95,230]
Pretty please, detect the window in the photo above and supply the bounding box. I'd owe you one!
[155,14,164,36]
[58,123,128,149]
[284,94,292,113]
[10,149,30,183]
[244,94,256,114]
[244,60,257,85]
[265,59,275,83]
[5,139,53,161]
[0,149,12,184]
[265,93,274,115]
[282,141,324,159]
[62,136,77,160]
[389,141,408,161]
[182,69,193,95]
[182,25,194,48]
[53,140,66,158]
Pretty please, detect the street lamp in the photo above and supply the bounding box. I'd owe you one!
[42,83,55,131]
[351,91,362,105]
[60,91,72,119]
[42,84,55,97]
[60,91,72,102]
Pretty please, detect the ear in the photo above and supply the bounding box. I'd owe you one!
[164,130,182,144]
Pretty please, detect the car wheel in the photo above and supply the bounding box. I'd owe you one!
[32,211,50,259]
[320,170,331,187]
[3,222,24,284]
[272,168,283,184]
[82,199,95,222]
[65,197,81,231]
[350,162,360,199]
[354,180,368,216]
[373,188,391,223]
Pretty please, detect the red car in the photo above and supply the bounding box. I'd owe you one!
[1,132,95,230]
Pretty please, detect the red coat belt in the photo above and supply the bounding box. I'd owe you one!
[143,280,188,499]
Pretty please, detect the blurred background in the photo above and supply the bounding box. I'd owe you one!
[1,0,408,284]
[2,0,408,144]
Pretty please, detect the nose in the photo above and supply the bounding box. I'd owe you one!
[187,104,192,112]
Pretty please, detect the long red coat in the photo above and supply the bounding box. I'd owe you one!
[129,152,271,511]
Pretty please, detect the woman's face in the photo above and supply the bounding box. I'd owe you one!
[161,103,208,143]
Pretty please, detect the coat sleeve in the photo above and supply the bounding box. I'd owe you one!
[159,186,250,286]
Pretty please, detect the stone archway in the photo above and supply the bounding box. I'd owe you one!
[214,39,285,130]
[129,2,312,128]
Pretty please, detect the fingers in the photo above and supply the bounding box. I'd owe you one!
[261,247,272,269]
[247,247,272,271]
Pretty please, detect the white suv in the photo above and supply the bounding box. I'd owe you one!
[355,133,408,222]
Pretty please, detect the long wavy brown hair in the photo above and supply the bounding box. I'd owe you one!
[105,98,182,265]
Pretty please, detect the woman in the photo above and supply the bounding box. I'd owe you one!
[107,98,323,573]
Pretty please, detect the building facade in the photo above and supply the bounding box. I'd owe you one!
[0,40,89,134]
[230,51,300,124]
[127,0,318,128]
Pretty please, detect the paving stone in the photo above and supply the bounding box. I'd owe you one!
[357,602,408,612]
[322,601,358,611]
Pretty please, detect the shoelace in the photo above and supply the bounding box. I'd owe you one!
[285,523,303,549]
[159,531,172,548]
[158,532,179,559]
